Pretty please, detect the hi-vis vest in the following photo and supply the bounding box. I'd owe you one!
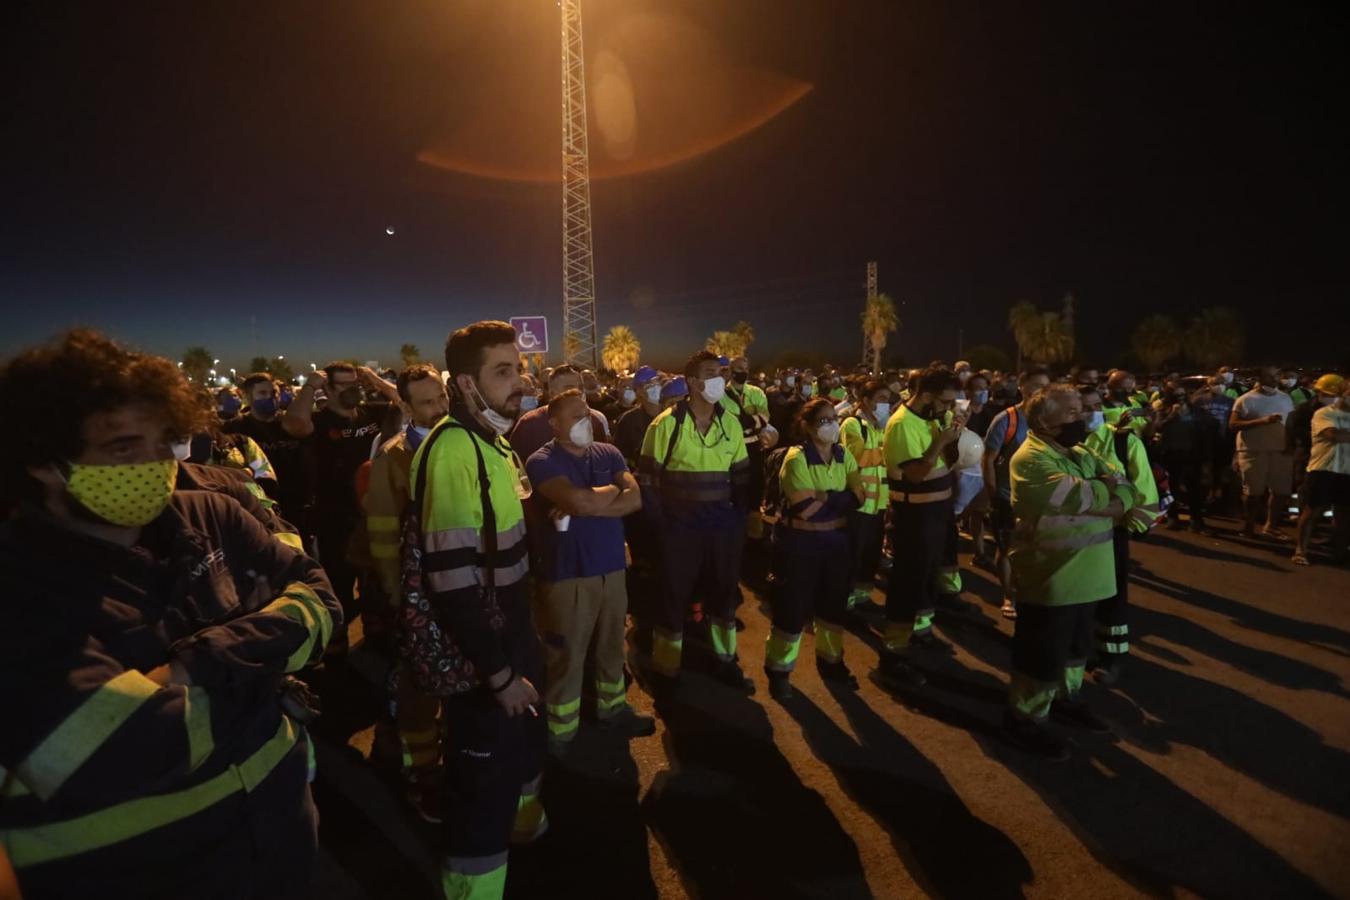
[1087,414,1160,533]
[884,405,954,506]
[842,414,887,514]
[1009,432,1141,606]
[723,384,770,439]
[638,401,749,507]
[779,442,861,531]
[410,415,528,593]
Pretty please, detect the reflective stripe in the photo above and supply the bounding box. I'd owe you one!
[1063,663,1085,696]
[1048,476,1080,509]
[857,449,885,468]
[6,716,300,867]
[913,610,934,635]
[764,628,801,672]
[595,693,627,712]
[263,582,334,672]
[709,618,737,662]
[275,531,304,552]
[882,619,912,653]
[367,514,400,535]
[1076,480,1096,514]
[512,788,549,844]
[426,555,530,592]
[1033,530,1113,552]
[1008,671,1056,722]
[794,499,826,520]
[1096,623,1128,636]
[889,488,952,504]
[652,629,683,677]
[443,853,509,899]
[936,566,962,594]
[787,517,847,532]
[1100,640,1130,655]
[813,619,844,663]
[1037,514,1100,532]
[547,716,579,738]
[15,670,161,802]
[370,541,398,559]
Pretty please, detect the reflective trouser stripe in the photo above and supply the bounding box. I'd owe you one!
[936,566,962,594]
[847,588,872,608]
[443,853,508,900]
[184,686,213,772]
[5,716,301,867]
[1063,659,1086,698]
[709,618,737,663]
[765,629,801,672]
[652,629,683,677]
[1096,623,1129,656]
[1008,671,1057,722]
[912,609,935,636]
[400,727,441,770]
[595,678,627,717]
[547,697,581,740]
[15,669,161,802]
[883,619,913,654]
[512,777,548,844]
[813,619,844,663]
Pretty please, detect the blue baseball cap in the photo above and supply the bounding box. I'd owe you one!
[633,365,659,386]
[717,355,730,367]
[661,376,689,400]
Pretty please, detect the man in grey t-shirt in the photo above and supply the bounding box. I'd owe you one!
[1230,366,1296,538]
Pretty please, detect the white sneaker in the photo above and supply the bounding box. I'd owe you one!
[1000,598,1017,620]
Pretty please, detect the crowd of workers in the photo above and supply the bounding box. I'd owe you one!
[1,323,1347,900]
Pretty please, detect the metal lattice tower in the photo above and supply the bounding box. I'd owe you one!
[862,261,877,364]
[560,0,599,370]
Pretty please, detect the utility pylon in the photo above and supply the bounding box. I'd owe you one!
[862,261,877,365]
[560,0,598,369]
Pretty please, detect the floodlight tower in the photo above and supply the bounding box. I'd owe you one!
[862,260,877,365]
[560,0,599,369]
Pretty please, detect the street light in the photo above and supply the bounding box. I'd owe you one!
[213,359,220,365]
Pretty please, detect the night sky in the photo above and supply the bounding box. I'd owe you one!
[4,1,1346,372]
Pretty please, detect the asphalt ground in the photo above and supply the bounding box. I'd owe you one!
[307,512,1350,900]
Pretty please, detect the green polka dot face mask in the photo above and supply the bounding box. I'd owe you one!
[64,459,178,527]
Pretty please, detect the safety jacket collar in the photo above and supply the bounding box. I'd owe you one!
[802,441,846,466]
[448,402,510,455]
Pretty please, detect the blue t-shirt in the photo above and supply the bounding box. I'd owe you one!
[983,407,1030,499]
[525,440,629,582]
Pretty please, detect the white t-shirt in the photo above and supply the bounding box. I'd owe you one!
[1309,405,1350,475]
[1232,388,1294,453]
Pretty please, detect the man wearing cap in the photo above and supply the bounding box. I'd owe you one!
[1293,374,1350,565]
[615,367,664,469]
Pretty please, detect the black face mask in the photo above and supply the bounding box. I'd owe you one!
[1057,420,1088,447]
[337,386,363,408]
[915,402,941,421]
[732,371,749,384]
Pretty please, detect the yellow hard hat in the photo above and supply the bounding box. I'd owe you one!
[1313,373,1345,394]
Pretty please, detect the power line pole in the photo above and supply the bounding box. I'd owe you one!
[862,260,877,365]
[560,0,598,370]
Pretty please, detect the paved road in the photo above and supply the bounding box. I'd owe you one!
[308,514,1350,899]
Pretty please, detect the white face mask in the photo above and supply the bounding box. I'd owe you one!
[1280,378,1296,389]
[467,379,512,435]
[171,439,192,462]
[800,384,814,398]
[568,416,594,448]
[785,376,796,387]
[700,376,726,404]
[644,383,661,404]
[816,421,840,443]
[622,388,636,405]
[957,370,971,383]
[872,402,891,422]
[1086,410,1105,431]
[519,394,539,412]
[1222,372,1234,385]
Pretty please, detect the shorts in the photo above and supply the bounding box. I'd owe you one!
[991,495,1015,553]
[1303,470,1350,509]
[1237,450,1293,497]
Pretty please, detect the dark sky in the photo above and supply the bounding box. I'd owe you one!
[3,1,1346,372]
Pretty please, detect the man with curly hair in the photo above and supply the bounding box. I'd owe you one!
[0,330,341,899]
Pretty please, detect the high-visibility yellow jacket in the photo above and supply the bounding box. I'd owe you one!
[884,405,954,506]
[409,412,528,678]
[841,413,887,514]
[723,383,770,440]
[365,429,417,599]
[1087,416,1160,533]
[638,400,749,527]
[780,442,861,531]
[1009,432,1140,606]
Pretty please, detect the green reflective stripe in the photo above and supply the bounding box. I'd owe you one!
[265,583,332,672]
[367,514,400,534]
[512,790,548,843]
[547,717,579,738]
[847,588,873,609]
[764,629,802,672]
[275,531,304,552]
[936,566,962,594]
[16,670,161,802]
[882,620,913,653]
[595,678,626,698]
[548,697,582,718]
[1009,671,1056,721]
[6,716,300,867]
[443,858,508,900]
[1063,663,1085,696]
[184,686,213,773]
[1095,623,1128,636]
[426,556,530,593]
[595,693,627,713]
[652,629,683,677]
[1100,640,1129,655]
[813,619,844,663]
[709,618,737,662]
[913,611,934,635]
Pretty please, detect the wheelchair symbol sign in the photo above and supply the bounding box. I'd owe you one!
[509,317,549,354]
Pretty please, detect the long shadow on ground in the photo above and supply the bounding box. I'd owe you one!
[642,672,872,900]
[783,686,1032,899]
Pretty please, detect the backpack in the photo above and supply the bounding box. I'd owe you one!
[397,420,505,696]
[760,445,792,524]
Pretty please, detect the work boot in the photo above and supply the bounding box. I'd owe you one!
[1092,658,1124,685]
[1051,698,1112,734]
[766,669,795,702]
[873,653,926,690]
[910,631,954,655]
[713,660,756,695]
[598,706,657,738]
[817,658,860,691]
[1000,598,1018,620]
[1001,711,1070,761]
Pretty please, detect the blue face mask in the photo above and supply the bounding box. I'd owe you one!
[973,390,989,405]
[251,396,277,418]
[278,389,293,409]
[1086,410,1105,432]
[218,396,242,417]
[406,423,432,451]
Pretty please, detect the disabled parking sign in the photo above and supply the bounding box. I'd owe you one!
[509,316,549,354]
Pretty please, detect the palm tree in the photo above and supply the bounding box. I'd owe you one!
[861,292,899,374]
[269,357,295,383]
[1130,314,1182,372]
[705,330,744,359]
[732,320,755,356]
[1008,302,1073,366]
[562,331,582,366]
[1185,306,1245,370]
[601,325,641,372]
[181,347,214,385]
[400,343,421,367]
